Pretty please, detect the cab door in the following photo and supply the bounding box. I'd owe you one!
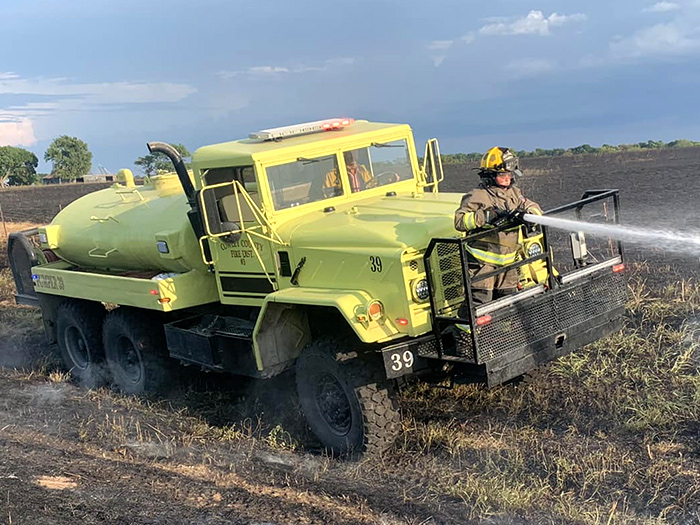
[199,166,279,306]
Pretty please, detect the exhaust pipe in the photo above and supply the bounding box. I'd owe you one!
[146,142,197,208]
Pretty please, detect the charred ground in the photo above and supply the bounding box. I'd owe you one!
[1,148,700,524]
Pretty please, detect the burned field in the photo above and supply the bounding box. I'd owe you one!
[0,182,112,224]
[2,149,700,524]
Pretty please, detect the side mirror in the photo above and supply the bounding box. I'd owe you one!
[421,138,444,190]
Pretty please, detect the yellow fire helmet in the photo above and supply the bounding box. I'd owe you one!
[480,146,519,173]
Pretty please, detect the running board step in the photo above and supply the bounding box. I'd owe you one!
[164,314,258,375]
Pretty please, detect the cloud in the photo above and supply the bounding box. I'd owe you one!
[505,58,556,77]
[427,40,453,51]
[0,118,36,147]
[643,2,681,12]
[427,33,474,67]
[0,74,196,104]
[479,10,587,36]
[610,22,700,59]
[218,57,356,79]
[427,40,454,67]
[249,66,289,74]
[0,73,197,144]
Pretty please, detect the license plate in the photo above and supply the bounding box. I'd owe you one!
[382,346,425,379]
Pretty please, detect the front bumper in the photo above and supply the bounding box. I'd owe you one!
[381,268,626,386]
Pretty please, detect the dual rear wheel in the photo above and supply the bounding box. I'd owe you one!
[55,301,171,394]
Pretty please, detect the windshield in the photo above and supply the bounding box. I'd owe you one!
[267,154,339,210]
[343,139,413,193]
[265,139,414,210]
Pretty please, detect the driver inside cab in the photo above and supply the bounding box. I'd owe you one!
[324,150,373,197]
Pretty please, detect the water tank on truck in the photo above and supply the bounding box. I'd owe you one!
[41,170,205,274]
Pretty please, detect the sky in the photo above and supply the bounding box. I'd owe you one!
[1,0,700,174]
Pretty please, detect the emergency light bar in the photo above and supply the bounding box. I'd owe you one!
[249,118,355,141]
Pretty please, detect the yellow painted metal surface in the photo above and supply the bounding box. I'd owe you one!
[32,262,218,312]
[39,173,204,274]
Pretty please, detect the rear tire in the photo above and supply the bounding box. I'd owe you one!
[296,338,401,456]
[103,308,173,395]
[55,300,107,387]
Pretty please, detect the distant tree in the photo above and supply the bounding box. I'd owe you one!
[429,137,700,165]
[667,139,700,148]
[599,144,619,153]
[44,136,92,180]
[0,146,39,186]
[569,144,596,155]
[134,143,191,176]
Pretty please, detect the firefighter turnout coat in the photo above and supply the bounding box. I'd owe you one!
[454,183,543,266]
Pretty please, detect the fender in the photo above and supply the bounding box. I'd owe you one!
[252,287,403,373]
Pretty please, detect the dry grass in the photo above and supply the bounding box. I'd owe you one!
[391,260,700,523]
[0,221,40,269]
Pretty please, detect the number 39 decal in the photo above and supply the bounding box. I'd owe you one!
[369,255,383,273]
[390,350,414,371]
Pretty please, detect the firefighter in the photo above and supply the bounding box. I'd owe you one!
[324,151,373,197]
[454,147,543,313]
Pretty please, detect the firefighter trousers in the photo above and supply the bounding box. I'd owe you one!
[458,261,518,317]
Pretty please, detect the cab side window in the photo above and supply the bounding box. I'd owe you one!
[202,166,260,233]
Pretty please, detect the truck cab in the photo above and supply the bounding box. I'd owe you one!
[193,119,453,345]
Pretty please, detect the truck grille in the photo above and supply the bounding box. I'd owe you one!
[429,243,464,316]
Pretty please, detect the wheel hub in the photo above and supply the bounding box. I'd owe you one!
[315,373,352,436]
[115,336,143,385]
[64,325,89,370]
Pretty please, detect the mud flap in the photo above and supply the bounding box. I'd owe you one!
[7,231,40,306]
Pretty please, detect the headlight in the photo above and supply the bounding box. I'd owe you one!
[367,300,384,321]
[527,243,542,258]
[412,278,430,302]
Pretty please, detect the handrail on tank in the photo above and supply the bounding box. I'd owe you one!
[147,142,197,209]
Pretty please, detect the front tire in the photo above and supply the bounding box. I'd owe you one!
[103,308,173,395]
[295,338,401,456]
[55,300,107,387]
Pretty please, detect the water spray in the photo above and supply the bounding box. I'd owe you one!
[523,213,700,255]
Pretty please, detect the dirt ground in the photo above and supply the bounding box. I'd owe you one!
[2,148,700,524]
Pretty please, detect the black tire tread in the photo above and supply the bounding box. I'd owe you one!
[102,307,174,394]
[296,337,400,456]
[55,299,106,387]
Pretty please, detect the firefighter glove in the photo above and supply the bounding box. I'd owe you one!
[510,210,527,223]
[484,209,510,227]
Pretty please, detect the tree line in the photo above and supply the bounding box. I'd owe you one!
[438,139,700,164]
[0,136,190,187]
